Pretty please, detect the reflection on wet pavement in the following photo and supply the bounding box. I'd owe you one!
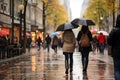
[0,48,114,80]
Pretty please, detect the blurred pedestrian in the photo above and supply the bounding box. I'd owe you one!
[51,35,59,56]
[45,34,51,53]
[27,36,32,52]
[77,25,93,75]
[107,14,120,80]
[97,32,106,53]
[92,35,99,53]
[0,36,7,59]
[58,37,63,48]
[62,29,76,76]
[36,37,42,51]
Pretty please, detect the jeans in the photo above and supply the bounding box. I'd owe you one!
[99,44,105,53]
[113,57,120,80]
[81,51,89,72]
[63,52,73,69]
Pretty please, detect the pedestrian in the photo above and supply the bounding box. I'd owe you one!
[26,36,32,52]
[45,34,51,53]
[36,37,42,51]
[92,35,99,53]
[62,29,76,76]
[77,25,93,75]
[97,32,106,53]
[58,37,63,48]
[107,14,120,80]
[0,36,7,59]
[51,35,59,56]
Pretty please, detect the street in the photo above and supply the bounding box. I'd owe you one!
[0,47,114,80]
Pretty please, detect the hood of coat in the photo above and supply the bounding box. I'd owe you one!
[116,14,120,28]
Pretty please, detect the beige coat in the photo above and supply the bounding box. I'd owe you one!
[62,30,76,52]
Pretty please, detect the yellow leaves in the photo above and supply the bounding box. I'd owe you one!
[103,0,118,14]
[40,0,48,3]
[44,0,68,30]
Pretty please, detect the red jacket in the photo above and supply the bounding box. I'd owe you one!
[97,33,105,44]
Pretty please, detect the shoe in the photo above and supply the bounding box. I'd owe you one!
[83,71,87,75]
[65,69,68,75]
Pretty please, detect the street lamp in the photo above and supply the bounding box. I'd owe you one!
[100,16,103,20]
[18,4,24,44]
[23,0,28,53]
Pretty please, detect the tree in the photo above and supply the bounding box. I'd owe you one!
[104,0,118,27]
[45,0,68,31]
[40,0,68,47]
[84,0,118,29]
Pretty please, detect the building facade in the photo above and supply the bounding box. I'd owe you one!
[0,0,43,43]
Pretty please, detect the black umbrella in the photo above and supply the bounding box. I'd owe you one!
[71,18,95,26]
[56,22,79,31]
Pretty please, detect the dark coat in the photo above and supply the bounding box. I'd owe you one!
[107,28,120,58]
[45,36,51,44]
[107,14,120,58]
[77,30,93,52]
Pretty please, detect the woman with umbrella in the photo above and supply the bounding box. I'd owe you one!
[77,25,93,75]
[62,29,76,76]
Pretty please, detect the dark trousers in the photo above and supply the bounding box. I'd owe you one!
[46,44,50,53]
[113,57,120,80]
[63,52,73,69]
[99,44,105,53]
[81,51,89,72]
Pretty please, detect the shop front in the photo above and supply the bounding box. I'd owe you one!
[0,26,10,36]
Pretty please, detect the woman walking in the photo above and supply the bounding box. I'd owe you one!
[62,29,76,76]
[77,25,93,74]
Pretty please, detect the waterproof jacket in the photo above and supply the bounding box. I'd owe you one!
[77,30,92,52]
[97,33,105,44]
[107,27,120,58]
[62,30,76,53]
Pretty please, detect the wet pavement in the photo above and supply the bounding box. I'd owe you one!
[0,48,114,80]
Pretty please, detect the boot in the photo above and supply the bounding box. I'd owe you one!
[65,69,68,75]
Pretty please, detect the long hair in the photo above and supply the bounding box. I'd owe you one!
[81,25,89,33]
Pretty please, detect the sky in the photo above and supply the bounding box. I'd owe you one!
[70,0,84,20]
[69,0,85,37]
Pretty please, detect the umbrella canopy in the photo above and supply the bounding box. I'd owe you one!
[90,29,98,34]
[71,18,95,26]
[97,30,109,36]
[0,30,9,36]
[56,22,79,31]
[50,32,60,38]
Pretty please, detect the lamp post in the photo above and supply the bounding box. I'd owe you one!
[18,4,24,44]
[23,0,28,53]
[11,0,14,44]
[42,1,46,48]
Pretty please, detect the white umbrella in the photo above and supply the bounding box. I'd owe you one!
[97,30,109,36]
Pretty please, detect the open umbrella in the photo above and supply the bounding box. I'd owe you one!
[71,18,95,26]
[90,29,98,34]
[56,22,79,31]
[0,30,9,36]
[50,32,60,38]
[97,30,109,36]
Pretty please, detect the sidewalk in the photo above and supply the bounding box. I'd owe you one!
[0,47,113,63]
[0,47,114,80]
